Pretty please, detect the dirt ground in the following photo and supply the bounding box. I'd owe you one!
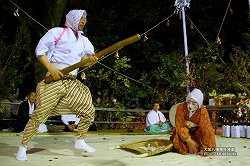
[0,131,249,166]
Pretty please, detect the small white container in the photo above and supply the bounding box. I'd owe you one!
[209,99,215,106]
[239,125,246,137]
[247,126,250,139]
[225,125,230,138]
[222,125,226,137]
[231,125,240,138]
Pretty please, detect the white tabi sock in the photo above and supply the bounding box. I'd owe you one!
[75,139,96,153]
[16,146,28,161]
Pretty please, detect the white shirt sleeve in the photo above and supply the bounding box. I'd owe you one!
[81,36,95,56]
[61,114,80,125]
[61,115,69,125]
[159,111,166,122]
[74,117,80,125]
[146,110,158,126]
[35,28,95,66]
[146,110,167,127]
[35,28,60,57]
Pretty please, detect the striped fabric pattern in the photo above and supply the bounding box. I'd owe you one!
[21,79,95,146]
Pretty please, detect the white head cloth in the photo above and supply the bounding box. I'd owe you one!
[186,88,204,108]
[65,9,87,32]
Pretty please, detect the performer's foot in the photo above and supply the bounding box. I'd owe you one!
[16,146,28,161]
[75,139,96,153]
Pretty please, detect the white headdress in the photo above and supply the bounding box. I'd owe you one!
[186,88,204,108]
[65,10,87,32]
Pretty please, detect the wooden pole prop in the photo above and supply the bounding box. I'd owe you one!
[44,34,141,83]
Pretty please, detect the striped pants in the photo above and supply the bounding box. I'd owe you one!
[21,79,95,146]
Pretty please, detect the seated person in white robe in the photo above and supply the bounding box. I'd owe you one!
[144,103,170,133]
[61,114,80,132]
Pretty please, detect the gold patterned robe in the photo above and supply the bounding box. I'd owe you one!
[171,102,216,155]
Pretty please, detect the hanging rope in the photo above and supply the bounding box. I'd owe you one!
[97,62,153,89]
[6,0,185,97]
[185,14,211,47]
[77,49,153,89]
[77,48,123,73]
[8,0,48,31]
[76,48,161,95]
[8,0,175,44]
[76,49,161,96]
[185,14,227,64]
[3,0,49,74]
[96,61,162,96]
[216,0,232,42]
[141,12,175,36]
[2,42,16,72]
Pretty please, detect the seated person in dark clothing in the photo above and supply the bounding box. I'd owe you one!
[16,91,47,133]
[61,114,80,132]
[15,91,36,132]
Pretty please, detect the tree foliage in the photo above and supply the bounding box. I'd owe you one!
[0,0,249,109]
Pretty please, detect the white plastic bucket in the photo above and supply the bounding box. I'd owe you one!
[231,125,240,138]
[239,125,246,138]
[247,126,250,139]
[225,125,230,138]
[222,125,226,137]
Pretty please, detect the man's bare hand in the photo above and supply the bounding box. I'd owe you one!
[48,65,64,81]
[158,121,164,126]
[89,55,98,62]
[37,55,64,81]
[84,55,98,67]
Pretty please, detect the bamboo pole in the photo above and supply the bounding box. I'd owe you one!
[44,34,141,83]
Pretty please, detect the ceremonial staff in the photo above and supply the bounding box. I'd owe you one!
[44,34,141,83]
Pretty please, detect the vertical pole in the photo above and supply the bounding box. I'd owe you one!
[181,5,190,94]
[175,0,191,94]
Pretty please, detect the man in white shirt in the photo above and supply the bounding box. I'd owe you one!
[145,103,170,133]
[61,114,80,132]
[16,9,98,161]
